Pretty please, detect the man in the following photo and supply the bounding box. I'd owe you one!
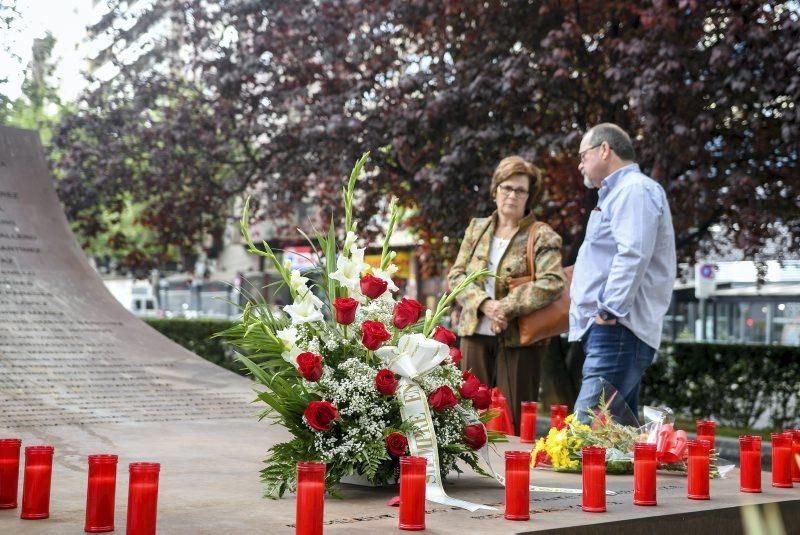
[570,123,676,424]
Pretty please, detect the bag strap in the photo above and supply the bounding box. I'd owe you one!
[526,222,544,282]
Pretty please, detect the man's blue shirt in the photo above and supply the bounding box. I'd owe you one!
[569,164,677,350]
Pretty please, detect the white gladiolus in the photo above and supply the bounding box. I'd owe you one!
[297,287,324,308]
[372,265,399,292]
[289,269,310,294]
[276,326,298,350]
[283,298,324,324]
[276,326,302,363]
[329,252,368,294]
[344,230,357,253]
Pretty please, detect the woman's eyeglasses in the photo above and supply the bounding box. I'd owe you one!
[497,184,529,197]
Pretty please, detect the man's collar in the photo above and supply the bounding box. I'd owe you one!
[599,163,640,195]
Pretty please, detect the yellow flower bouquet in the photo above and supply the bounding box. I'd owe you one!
[531,401,642,474]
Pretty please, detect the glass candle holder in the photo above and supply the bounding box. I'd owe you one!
[687,440,710,500]
[696,420,716,450]
[771,433,793,488]
[504,451,531,520]
[519,402,538,443]
[296,461,325,535]
[550,404,568,430]
[739,435,762,493]
[0,438,22,509]
[399,456,426,531]
[126,462,160,535]
[788,429,800,483]
[85,454,118,533]
[20,445,55,519]
[581,446,606,512]
[633,442,657,506]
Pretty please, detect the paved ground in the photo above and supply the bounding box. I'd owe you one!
[2,420,799,534]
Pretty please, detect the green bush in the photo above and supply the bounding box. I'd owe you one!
[144,318,247,375]
[145,320,800,430]
[642,342,800,429]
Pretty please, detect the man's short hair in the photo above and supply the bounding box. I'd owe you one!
[587,123,636,161]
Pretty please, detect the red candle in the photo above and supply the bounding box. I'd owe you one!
[0,438,22,509]
[504,451,530,520]
[519,402,537,443]
[399,456,426,530]
[126,462,160,535]
[633,442,657,506]
[687,440,710,500]
[85,454,118,533]
[739,435,762,493]
[550,404,568,430]
[20,445,54,519]
[696,420,716,450]
[787,429,800,483]
[771,433,793,488]
[581,446,606,512]
[296,461,325,535]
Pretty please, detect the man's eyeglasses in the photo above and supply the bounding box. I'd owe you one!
[497,184,529,197]
[578,143,603,163]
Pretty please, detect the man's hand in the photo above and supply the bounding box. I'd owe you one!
[594,314,617,326]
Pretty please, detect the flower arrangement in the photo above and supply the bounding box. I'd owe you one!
[531,400,731,477]
[220,153,503,500]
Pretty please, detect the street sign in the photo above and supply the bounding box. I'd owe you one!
[695,262,716,299]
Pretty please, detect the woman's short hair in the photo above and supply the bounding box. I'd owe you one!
[490,156,543,212]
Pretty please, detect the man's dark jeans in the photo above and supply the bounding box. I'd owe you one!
[574,322,656,424]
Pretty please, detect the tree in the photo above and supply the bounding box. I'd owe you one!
[5,32,64,143]
[53,0,800,272]
[0,0,20,122]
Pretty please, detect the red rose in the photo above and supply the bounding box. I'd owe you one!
[449,347,463,366]
[333,297,358,325]
[392,298,425,329]
[304,400,339,432]
[463,423,488,450]
[384,432,408,457]
[361,320,392,350]
[458,373,480,399]
[428,385,458,412]
[360,274,388,299]
[471,386,491,410]
[432,325,457,347]
[296,352,324,382]
[375,368,399,395]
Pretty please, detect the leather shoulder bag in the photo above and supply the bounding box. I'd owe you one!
[507,222,573,345]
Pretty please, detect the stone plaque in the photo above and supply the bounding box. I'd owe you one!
[0,126,253,427]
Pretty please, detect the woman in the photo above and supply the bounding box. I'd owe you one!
[447,156,565,430]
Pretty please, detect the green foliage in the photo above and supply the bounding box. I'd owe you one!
[642,343,800,430]
[79,197,174,267]
[144,318,243,375]
[3,32,64,144]
[52,0,800,272]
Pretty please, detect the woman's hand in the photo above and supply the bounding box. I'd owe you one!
[491,319,508,334]
[480,299,507,332]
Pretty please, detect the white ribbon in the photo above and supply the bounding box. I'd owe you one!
[454,406,616,496]
[376,334,496,512]
[375,334,615,511]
